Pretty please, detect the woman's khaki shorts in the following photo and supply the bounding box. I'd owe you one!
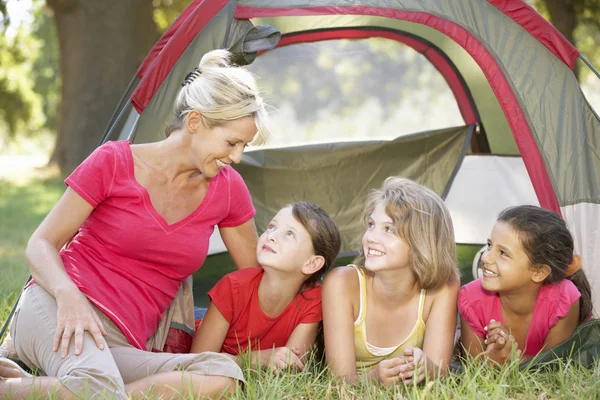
[11,283,244,399]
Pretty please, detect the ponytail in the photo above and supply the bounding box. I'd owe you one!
[567,269,594,323]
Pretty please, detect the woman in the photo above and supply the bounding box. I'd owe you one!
[0,49,272,399]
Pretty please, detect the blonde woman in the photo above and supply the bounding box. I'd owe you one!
[322,177,460,386]
[1,49,271,399]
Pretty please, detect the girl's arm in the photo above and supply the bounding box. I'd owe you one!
[190,303,230,355]
[420,280,460,377]
[460,316,486,358]
[322,267,359,380]
[219,219,259,270]
[285,322,320,362]
[26,187,107,357]
[543,299,580,349]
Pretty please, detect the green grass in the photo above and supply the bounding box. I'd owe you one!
[2,175,600,399]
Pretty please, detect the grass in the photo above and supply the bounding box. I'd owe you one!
[2,168,600,398]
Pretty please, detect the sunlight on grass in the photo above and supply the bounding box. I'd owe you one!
[0,173,64,305]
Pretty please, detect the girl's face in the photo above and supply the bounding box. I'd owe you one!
[190,115,256,178]
[257,207,315,273]
[362,202,411,272]
[480,221,536,293]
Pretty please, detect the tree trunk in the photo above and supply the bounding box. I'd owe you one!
[543,0,580,79]
[47,0,158,174]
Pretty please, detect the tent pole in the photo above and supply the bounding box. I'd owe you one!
[579,54,600,80]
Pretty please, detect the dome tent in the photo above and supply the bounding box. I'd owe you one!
[102,0,600,309]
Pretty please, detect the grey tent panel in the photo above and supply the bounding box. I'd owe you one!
[236,125,472,252]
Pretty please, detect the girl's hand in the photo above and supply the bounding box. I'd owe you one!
[484,320,521,364]
[371,358,406,386]
[53,289,108,358]
[398,347,427,384]
[255,346,305,371]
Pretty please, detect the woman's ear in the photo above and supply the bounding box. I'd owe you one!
[186,111,203,134]
[531,264,551,283]
[302,255,325,276]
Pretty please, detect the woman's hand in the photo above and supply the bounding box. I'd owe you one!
[484,320,521,365]
[253,346,304,371]
[398,347,427,384]
[53,288,108,358]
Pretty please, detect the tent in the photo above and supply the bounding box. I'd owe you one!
[102,0,600,309]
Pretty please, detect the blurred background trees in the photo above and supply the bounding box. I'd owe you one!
[0,0,598,174]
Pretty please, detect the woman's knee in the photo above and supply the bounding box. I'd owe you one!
[61,367,126,399]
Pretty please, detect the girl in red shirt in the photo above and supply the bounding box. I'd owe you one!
[191,202,341,371]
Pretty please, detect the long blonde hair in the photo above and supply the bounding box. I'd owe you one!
[355,177,459,290]
[166,49,272,145]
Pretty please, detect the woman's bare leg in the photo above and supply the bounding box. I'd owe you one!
[126,372,236,399]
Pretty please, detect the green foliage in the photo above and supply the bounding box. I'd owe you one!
[153,0,189,33]
[0,0,8,30]
[0,25,45,138]
[30,3,60,132]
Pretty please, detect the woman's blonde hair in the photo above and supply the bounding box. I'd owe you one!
[355,177,459,290]
[166,49,272,145]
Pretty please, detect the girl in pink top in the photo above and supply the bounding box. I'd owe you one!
[459,205,592,365]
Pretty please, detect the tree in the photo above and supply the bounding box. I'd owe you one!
[44,0,159,173]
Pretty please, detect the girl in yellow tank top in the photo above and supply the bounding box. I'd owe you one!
[322,177,460,386]
[351,265,427,369]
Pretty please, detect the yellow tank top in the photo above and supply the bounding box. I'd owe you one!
[352,265,427,369]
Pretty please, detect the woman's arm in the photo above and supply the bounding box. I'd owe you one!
[322,267,359,380]
[420,280,460,377]
[25,187,107,357]
[190,303,230,354]
[219,219,259,270]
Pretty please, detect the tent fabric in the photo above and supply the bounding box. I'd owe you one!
[235,1,579,71]
[254,14,517,155]
[486,0,579,69]
[561,204,600,302]
[234,125,472,252]
[236,2,561,214]
[135,0,205,79]
[277,29,478,126]
[131,0,232,113]
[445,156,539,244]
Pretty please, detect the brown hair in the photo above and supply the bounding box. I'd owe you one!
[354,177,459,290]
[498,205,592,323]
[290,202,341,293]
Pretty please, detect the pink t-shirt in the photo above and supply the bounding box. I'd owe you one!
[458,278,581,356]
[208,268,322,355]
[58,140,255,349]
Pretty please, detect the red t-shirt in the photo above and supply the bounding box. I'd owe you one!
[208,268,322,355]
[55,140,255,349]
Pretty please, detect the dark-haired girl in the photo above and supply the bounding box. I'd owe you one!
[459,205,592,365]
[191,202,341,371]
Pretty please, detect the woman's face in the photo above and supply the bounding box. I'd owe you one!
[191,115,257,178]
